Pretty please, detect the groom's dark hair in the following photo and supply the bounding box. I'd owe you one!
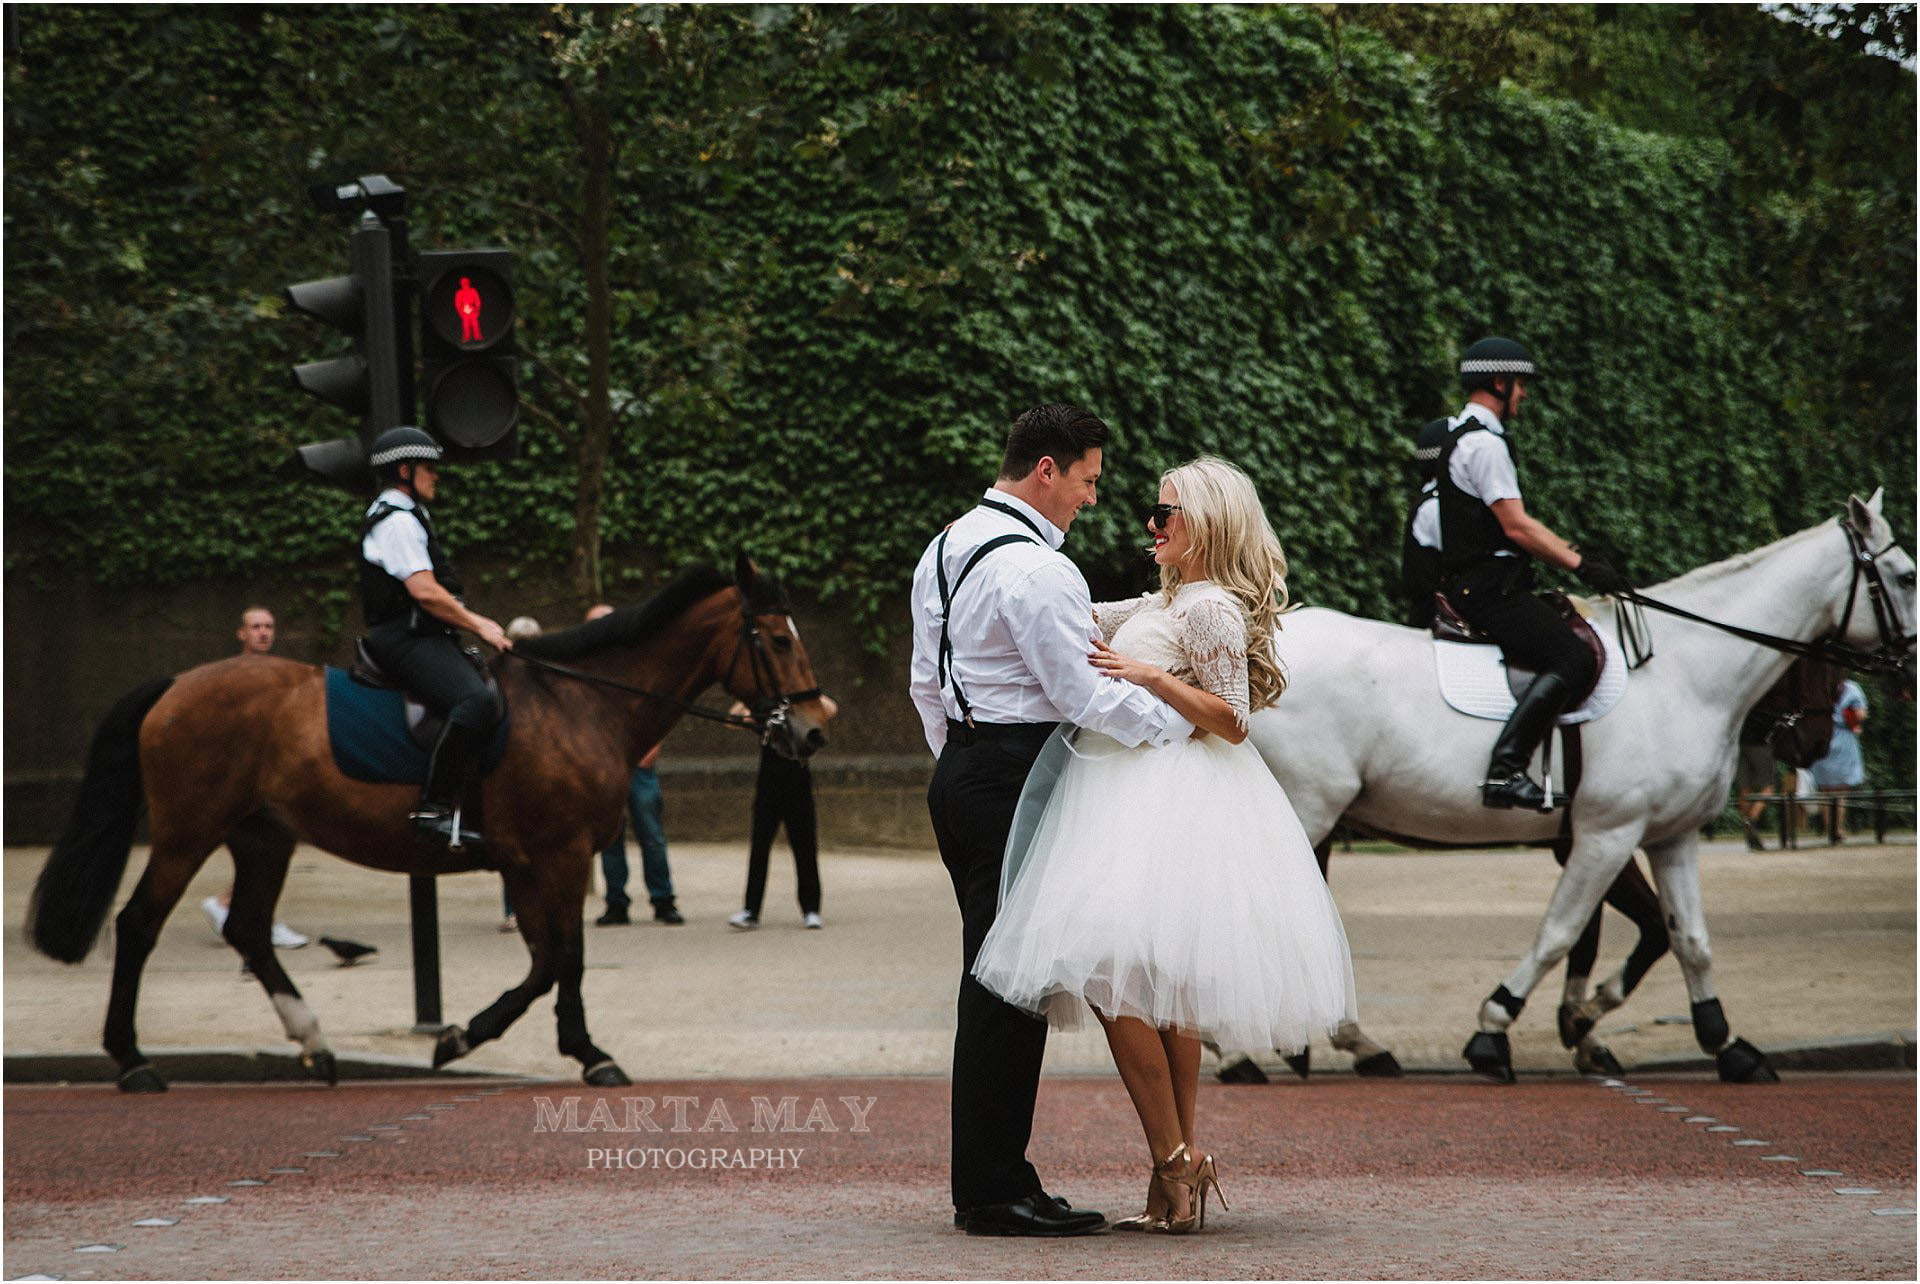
[998,404,1109,480]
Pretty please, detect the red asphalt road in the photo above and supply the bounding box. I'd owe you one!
[5,1073,1914,1279]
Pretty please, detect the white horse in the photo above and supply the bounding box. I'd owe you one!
[1246,491,1914,1081]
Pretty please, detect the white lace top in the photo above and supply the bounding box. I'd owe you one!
[1094,581,1251,734]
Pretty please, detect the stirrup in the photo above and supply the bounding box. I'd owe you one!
[410,804,488,853]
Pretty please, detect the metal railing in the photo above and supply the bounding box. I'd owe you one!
[1728,790,1916,850]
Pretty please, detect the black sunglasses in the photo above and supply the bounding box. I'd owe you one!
[1144,503,1183,531]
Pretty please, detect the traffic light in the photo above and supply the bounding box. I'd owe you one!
[286,211,406,487]
[417,248,518,461]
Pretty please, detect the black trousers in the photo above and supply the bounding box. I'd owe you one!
[744,747,820,916]
[363,622,501,731]
[927,719,1057,1211]
[1447,560,1597,693]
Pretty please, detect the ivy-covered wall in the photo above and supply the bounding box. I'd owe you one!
[6,5,1913,787]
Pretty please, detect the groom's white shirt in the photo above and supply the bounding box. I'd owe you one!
[908,488,1194,758]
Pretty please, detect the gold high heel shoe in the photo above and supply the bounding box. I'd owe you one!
[1113,1142,1202,1234]
[1191,1153,1229,1231]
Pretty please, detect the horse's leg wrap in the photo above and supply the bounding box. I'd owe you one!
[1690,997,1730,1055]
[1480,983,1526,1032]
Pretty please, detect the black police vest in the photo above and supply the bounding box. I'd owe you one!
[1435,422,1523,579]
[359,501,461,630]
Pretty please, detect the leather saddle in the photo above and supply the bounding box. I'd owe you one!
[1431,591,1607,707]
[349,638,499,752]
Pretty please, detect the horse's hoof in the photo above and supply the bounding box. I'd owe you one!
[117,1063,168,1094]
[1557,1002,1596,1049]
[302,1050,338,1087]
[1573,1041,1626,1077]
[583,1060,631,1088]
[1353,1050,1404,1078]
[1283,1049,1312,1080]
[1215,1056,1268,1085]
[1215,1055,1269,1085]
[1716,1036,1780,1084]
[431,1025,471,1070]
[1462,1031,1516,1083]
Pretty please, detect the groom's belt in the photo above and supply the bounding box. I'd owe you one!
[945,718,1058,748]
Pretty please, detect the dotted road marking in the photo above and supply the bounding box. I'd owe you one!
[268,1167,306,1175]
[72,1245,120,1254]
[183,1197,229,1206]
[340,1134,373,1142]
[11,1273,64,1280]
[1597,1075,1890,1223]
[304,1151,341,1158]
[227,1178,267,1188]
[401,1114,433,1121]
[131,1218,177,1228]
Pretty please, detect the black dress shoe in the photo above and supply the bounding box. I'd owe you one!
[651,898,685,925]
[955,1190,1080,1228]
[594,904,630,926]
[962,1195,1105,1237]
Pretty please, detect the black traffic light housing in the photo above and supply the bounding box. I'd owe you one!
[417,248,518,461]
[286,206,408,488]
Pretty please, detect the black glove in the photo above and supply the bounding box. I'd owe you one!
[1574,553,1630,596]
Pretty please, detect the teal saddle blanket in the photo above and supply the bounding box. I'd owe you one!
[324,667,511,785]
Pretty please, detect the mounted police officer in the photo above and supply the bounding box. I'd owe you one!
[359,427,513,851]
[1435,338,1630,810]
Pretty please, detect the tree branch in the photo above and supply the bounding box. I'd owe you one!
[522,392,580,449]
[527,349,593,423]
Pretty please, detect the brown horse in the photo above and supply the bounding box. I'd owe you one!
[27,556,829,1092]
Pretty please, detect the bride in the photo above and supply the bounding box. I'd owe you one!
[971,455,1356,1234]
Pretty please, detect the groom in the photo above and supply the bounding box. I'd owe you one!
[908,404,1194,1236]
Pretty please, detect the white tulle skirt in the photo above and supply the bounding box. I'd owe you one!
[971,726,1357,1055]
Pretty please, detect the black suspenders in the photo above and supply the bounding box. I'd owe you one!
[935,501,1044,727]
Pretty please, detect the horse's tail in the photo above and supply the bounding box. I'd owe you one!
[27,677,175,963]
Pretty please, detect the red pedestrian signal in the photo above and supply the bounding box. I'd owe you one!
[417,249,518,460]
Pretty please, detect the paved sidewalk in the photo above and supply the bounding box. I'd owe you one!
[5,838,1913,1081]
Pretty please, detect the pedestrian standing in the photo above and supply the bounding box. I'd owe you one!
[585,604,684,925]
[1808,679,1869,839]
[728,695,837,930]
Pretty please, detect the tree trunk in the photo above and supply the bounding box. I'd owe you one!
[569,97,615,606]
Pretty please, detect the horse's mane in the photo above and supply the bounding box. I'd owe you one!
[1645,520,1834,594]
[516,564,736,662]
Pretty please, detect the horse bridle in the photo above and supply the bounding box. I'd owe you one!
[1614,515,1916,679]
[507,589,824,747]
[722,591,824,748]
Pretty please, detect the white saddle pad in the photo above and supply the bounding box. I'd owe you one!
[1433,625,1628,724]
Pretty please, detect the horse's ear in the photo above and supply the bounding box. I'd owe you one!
[734,551,758,590]
[1847,494,1877,533]
[1867,486,1884,516]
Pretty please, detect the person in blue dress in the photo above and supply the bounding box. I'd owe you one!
[1807,679,1869,839]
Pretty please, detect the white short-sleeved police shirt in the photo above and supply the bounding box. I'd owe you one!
[1411,485,1440,550]
[1445,403,1522,555]
[362,488,434,581]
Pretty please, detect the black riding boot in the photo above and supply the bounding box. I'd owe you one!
[1481,673,1572,812]
[412,720,488,852]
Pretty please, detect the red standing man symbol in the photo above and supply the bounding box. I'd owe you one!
[454,276,483,344]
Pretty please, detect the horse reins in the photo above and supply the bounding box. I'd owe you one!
[1608,519,1914,679]
[504,590,824,744]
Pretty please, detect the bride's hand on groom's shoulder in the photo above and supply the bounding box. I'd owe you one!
[1088,638,1164,689]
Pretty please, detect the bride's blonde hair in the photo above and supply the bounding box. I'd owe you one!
[1157,456,1291,709]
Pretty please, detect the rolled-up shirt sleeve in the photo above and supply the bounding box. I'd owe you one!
[1008,562,1192,746]
[906,546,948,758]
